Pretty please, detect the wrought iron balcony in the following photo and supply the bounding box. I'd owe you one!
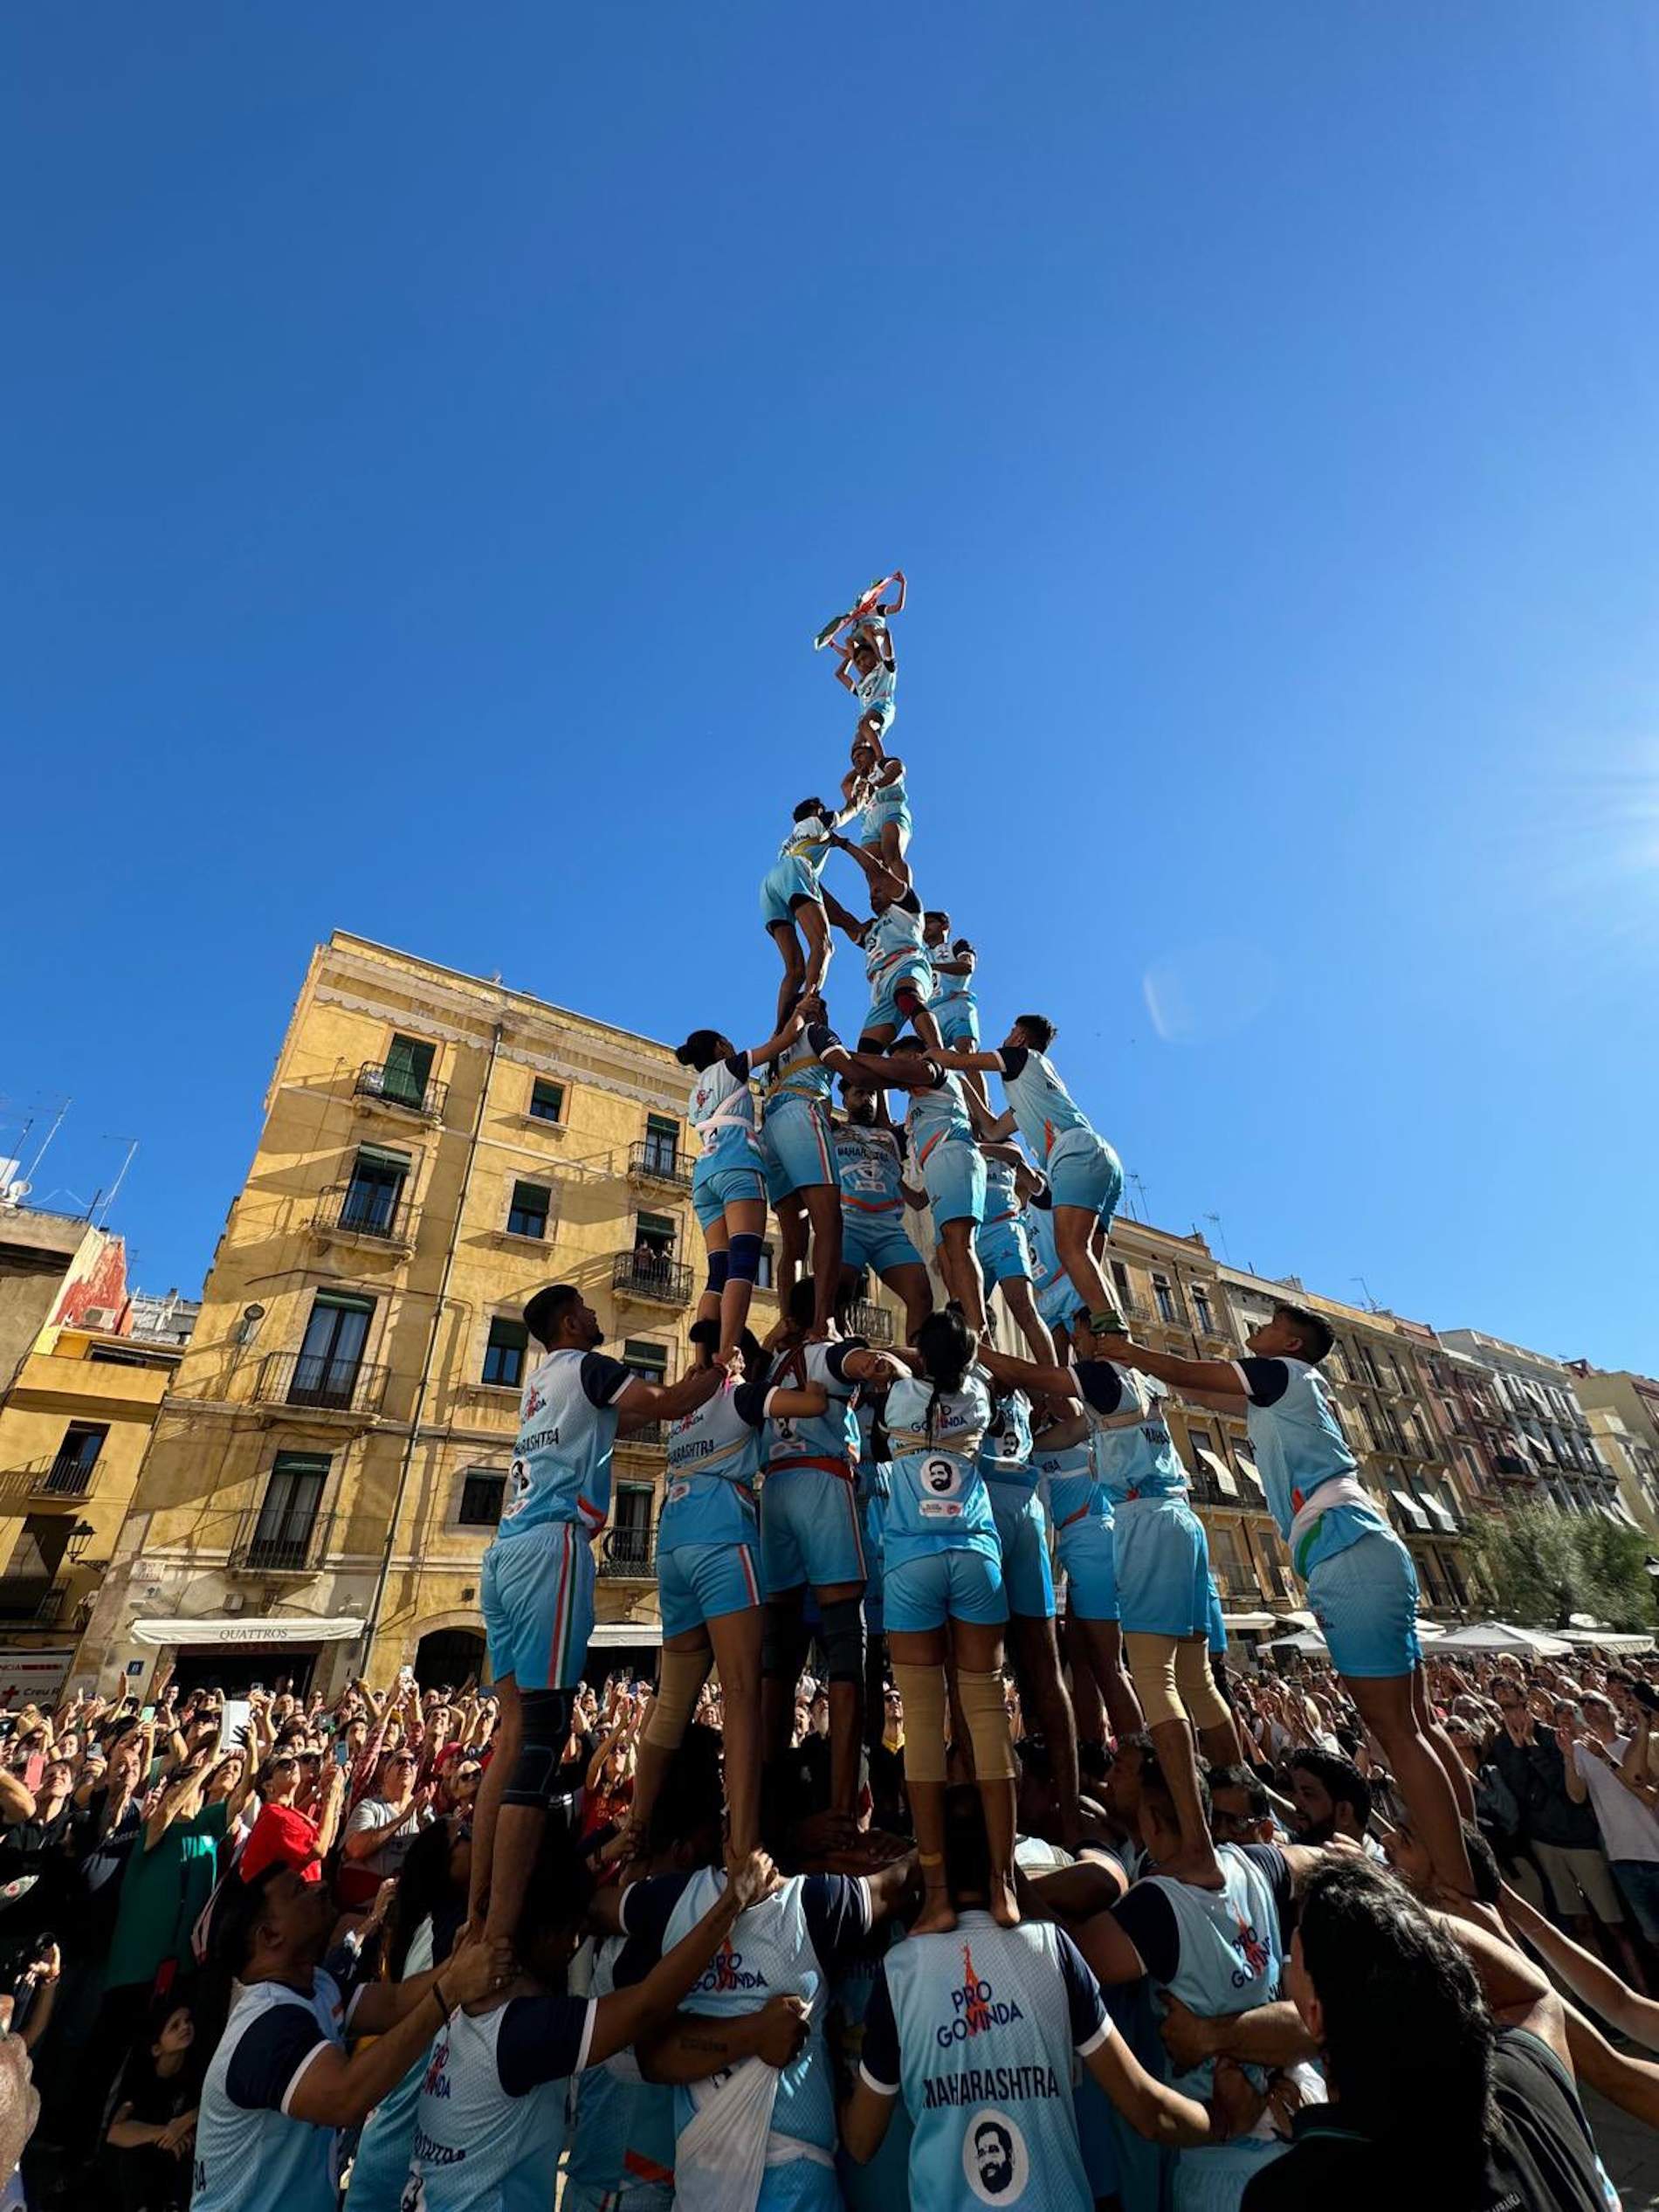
[616,1420,667,1453]
[228,1504,337,1577]
[596,1526,657,1579]
[627,1140,694,1192]
[612,1252,693,1306]
[848,1300,895,1345]
[355,1062,447,1120]
[31,1451,97,1499]
[252,1349,389,1418]
[0,1581,67,1624]
[313,1182,416,1249]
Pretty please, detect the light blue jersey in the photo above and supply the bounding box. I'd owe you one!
[1233,1356,1389,1576]
[978,1390,1036,1488]
[981,1153,1019,1225]
[348,1920,435,2210]
[1025,1202,1074,1330]
[864,902,929,994]
[931,942,979,1043]
[996,1047,1094,1166]
[1032,1432,1098,1535]
[777,813,836,873]
[871,1915,1109,2212]
[764,1032,836,1111]
[564,1935,677,2212]
[830,1921,914,2212]
[404,1997,589,2212]
[763,1339,862,1476]
[190,1976,348,2212]
[835,1121,905,1217]
[660,1375,775,1547]
[852,658,898,716]
[688,1052,764,1170]
[882,1370,999,1558]
[498,1346,632,1542]
[904,1067,974,1165]
[1087,1369,1188,1506]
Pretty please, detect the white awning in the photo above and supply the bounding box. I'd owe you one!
[1196,1449,1239,1499]
[1221,1609,1277,1632]
[1390,1487,1430,1533]
[1421,1493,1459,1534]
[129,1616,365,1648]
[1234,1454,1266,1502]
[589,1621,662,1649]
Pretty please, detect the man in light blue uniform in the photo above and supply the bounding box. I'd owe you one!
[1023,1186,1080,1350]
[837,1036,988,1333]
[823,847,942,1050]
[760,1281,905,1825]
[840,1788,1218,2206]
[407,1832,781,2212]
[1083,1756,1313,2211]
[832,1083,933,1343]
[190,1862,502,2212]
[1026,1403,1145,1747]
[1100,1300,1477,1900]
[922,913,979,1045]
[470,1285,724,1956]
[760,1003,852,1337]
[612,1856,912,2212]
[936,1014,1126,1350]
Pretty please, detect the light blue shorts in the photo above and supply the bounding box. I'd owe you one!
[1308,1526,1422,1678]
[883,1543,1007,1633]
[976,1212,1032,1286]
[1047,1128,1124,1223]
[857,698,898,743]
[986,1480,1055,1620]
[761,1464,867,1595]
[761,1099,836,1202]
[658,1539,762,1638]
[1112,1497,1212,1639]
[919,1135,986,1228]
[1036,1269,1077,1333]
[842,1209,924,1278]
[864,955,933,1037]
[1056,1511,1120,1623]
[692,1159,767,1229]
[760,853,821,930]
[480,1520,593,1690]
[935,996,980,1048]
[860,1485,887,1631]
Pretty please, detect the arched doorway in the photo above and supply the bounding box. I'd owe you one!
[415,1625,486,1692]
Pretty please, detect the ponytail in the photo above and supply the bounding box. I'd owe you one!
[916,1309,973,1442]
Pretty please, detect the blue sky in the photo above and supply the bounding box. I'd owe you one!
[5,5,1657,1368]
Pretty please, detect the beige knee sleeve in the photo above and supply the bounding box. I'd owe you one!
[1175,1637,1232,1733]
[1124,1632,1183,1727]
[644,1646,712,1752]
[891,1664,948,1784]
[957,1669,1017,1783]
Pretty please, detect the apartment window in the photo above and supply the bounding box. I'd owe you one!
[250,1452,327,1569]
[293,1292,373,1407]
[1188,1424,1215,1457]
[633,1212,677,1258]
[529,1078,566,1125]
[1192,1286,1214,1334]
[483,1317,529,1389]
[382,1034,435,1109]
[1442,1552,1468,1605]
[458,1469,506,1527]
[506,1180,552,1240]
[1153,1276,1177,1325]
[610,1484,655,1570]
[342,1145,410,1234]
[88,1346,165,1368]
[757,1244,775,1292]
[643,1114,680,1175]
[1111,1261,1131,1301]
[45,1423,107,1496]
[623,1340,669,1386]
[1208,1525,1249,1586]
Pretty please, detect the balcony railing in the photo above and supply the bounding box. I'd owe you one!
[627,1140,694,1192]
[849,1301,895,1345]
[313,1183,415,1248]
[32,1452,97,1499]
[355,1062,447,1120]
[252,1349,389,1418]
[596,1526,657,1579]
[612,1252,693,1306]
[228,1504,337,1576]
[616,1420,667,1452]
[0,1581,67,1625]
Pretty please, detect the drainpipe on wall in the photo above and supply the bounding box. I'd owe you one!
[357,1019,504,1675]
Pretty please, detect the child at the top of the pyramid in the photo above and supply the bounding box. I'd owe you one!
[835,612,899,739]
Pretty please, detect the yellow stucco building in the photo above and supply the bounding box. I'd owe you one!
[79,932,843,1697]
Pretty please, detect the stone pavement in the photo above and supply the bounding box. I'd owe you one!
[1588,2086,1658,2211]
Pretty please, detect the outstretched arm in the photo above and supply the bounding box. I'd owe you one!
[1101,1337,1249,1406]
[621,1365,726,1426]
[1499,1881,1659,2051]
[743,1010,807,1066]
[978,1341,1084,1402]
[830,836,905,899]
[823,889,870,945]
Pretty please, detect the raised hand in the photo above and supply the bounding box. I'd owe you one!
[726,1850,781,1913]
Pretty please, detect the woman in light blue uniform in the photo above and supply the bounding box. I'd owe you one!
[879,1308,1021,1933]
[678,1007,804,1367]
[759,797,851,1028]
[1100,1299,1477,1899]
[838,1035,989,1334]
[629,1322,826,1871]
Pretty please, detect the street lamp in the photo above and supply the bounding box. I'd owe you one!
[66,1521,95,1562]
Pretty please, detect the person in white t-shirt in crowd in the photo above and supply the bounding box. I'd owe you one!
[336,1747,431,1911]
[1565,1687,1659,1948]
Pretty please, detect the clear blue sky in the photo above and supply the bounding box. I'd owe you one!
[5,6,1657,1368]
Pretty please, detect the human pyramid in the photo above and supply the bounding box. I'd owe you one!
[422,569,1496,2211]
